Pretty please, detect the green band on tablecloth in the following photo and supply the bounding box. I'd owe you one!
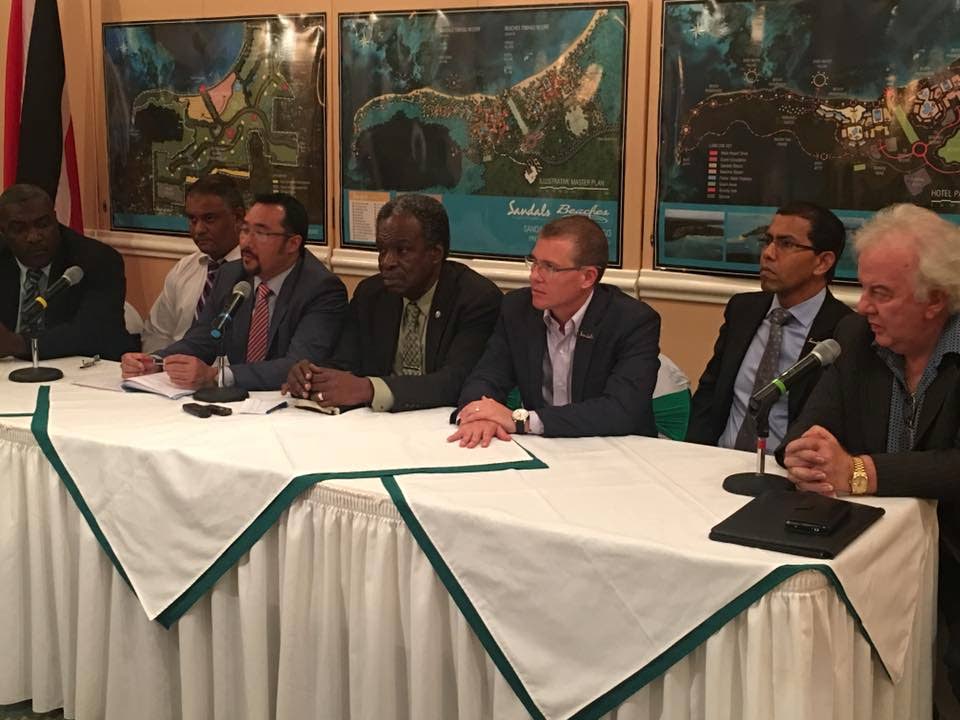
[384,474,885,720]
[29,389,549,628]
[382,475,546,720]
[30,386,132,587]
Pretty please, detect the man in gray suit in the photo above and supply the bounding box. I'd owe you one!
[121,193,346,390]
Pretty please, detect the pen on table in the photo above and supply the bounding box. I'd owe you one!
[148,354,165,370]
[79,354,100,369]
[266,401,288,414]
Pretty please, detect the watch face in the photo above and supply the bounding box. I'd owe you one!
[512,409,529,422]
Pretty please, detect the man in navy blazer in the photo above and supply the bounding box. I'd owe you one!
[283,194,502,411]
[687,202,851,452]
[122,193,346,390]
[0,184,136,360]
[449,215,661,446]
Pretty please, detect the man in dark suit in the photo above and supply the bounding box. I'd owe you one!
[0,183,135,360]
[283,194,502,411]
[449,215,661,447]
[687,201,851,452]
[121,193,346,390]
[777,203,960,707]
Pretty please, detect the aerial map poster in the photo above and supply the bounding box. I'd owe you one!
[339,4,627,262]
[657,0,960,280]
[103,15,326,242]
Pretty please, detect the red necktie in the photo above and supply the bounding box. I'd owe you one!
[245,282,272,363]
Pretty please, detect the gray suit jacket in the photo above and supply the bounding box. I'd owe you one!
[159,253,347,390]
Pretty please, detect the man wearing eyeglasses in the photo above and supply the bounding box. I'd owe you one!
[121,193,347,390]
[140,175,244,353]
[282,194,502,411]
[449,214,661,446]
[687,201,851,452]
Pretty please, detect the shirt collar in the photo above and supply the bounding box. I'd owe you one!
[200,245,241,267]
[15,258,52,278]
[403,279,438,317]
[254,262,296,297]
[543,289,594,336]
[875,312,960,370]
[770,287,826,331]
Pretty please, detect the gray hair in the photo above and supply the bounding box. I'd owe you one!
[854,203,960,312]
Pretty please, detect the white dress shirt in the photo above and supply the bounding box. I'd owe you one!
[141,246,241,353]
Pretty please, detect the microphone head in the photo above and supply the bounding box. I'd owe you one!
[232,280,252,299]
[811,338,841,366]
[63,265,84,285]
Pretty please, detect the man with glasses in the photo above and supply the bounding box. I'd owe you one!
[140,175,244,353]
[282,194,502,411]
[122,193,346,390]
[449,215,661,446]
[0,183,136,359]
[687,201,851,451]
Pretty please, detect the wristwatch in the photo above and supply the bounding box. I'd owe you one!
[850,456,868,495]
[512,408,529,435]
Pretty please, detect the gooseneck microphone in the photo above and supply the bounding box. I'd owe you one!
[748,339,842,416]
[210,281,251,339]
[22,265,84,323]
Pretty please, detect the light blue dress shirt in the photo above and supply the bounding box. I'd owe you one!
[719,288,827,452]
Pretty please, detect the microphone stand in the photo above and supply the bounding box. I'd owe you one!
[723,394,794,496]
[9,317,63,383]
[193,318,249,403]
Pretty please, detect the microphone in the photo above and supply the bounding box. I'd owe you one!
[22,265,84,321]
[210,281,251,339]
[748,339,841,414]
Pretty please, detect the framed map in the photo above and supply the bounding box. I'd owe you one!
[103,15,326,242]
[656,0,960,280]
[339,4,627,262]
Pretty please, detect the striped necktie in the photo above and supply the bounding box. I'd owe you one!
[245,282,272,363]
[19,268,46,332]
[734,308,793,450]
[195,259,223,320]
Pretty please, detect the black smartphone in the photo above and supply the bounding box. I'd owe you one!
[182,403,213,418]
[784,494,852,535]
[206,404,233,416]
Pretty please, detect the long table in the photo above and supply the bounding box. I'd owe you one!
[0,357,937,719]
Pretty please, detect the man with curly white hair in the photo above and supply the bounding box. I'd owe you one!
[777,202,960,703]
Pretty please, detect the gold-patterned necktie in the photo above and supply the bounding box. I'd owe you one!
[396,302,424,376]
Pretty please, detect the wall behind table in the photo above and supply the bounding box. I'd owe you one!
[0,0,854,386]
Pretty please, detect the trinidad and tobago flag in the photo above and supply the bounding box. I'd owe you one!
[3,0,83,232]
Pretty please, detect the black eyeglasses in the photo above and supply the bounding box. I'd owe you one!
[239,225,291,242]
[759,235,818,253]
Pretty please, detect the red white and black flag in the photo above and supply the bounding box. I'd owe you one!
[4,0,83,232]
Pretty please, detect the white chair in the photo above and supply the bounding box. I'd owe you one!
[124,301,144,336]
[652,353,691,440]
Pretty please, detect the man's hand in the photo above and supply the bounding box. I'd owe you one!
[307,367,374,407]
[121,352,161,378]
[456,396,513,433]
[163,354,218,389]
[282,359,321,398]
[447,419,511,448]
[783,425,852,495]
[0,323,26,356]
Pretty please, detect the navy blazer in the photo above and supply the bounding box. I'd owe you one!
[330,260,502,411]
[687,289,851,446]
[457,283,661,437]
[0,224,136,360]
[159,252,347,390]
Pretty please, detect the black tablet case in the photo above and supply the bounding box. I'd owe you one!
[709,490,886,559]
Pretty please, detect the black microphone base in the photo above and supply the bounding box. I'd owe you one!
[193,386,249,403]
[723,472,795,497]
[9,366,63,383]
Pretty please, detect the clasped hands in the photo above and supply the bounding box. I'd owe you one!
[282,359,373,407]
[446,396,514,448]
[120,352,218,389]
[782,424,868,495]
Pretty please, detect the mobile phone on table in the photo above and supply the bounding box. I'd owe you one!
[784,494,851,535]
[182,403,213,418]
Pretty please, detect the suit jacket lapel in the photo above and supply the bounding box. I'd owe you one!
[527,304,547,406]
[229,267,253,359]
[266,258,301,351]
[915,358,960,445]
[424,263,454,373]
[375,291,403,374]
[860,353,892,452]
[0,251,21,329]
[571,288,610,401]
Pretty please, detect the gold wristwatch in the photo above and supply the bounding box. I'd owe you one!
[849,456,868,495]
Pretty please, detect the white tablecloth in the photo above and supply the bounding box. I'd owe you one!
[0,425,936,719]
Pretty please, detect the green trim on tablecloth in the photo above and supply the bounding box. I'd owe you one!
[384,474,886,720]
[382,475,546,720]
[30,386,131,587]
[29,388,547,627]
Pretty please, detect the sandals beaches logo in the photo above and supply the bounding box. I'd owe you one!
[506,200,610,224]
